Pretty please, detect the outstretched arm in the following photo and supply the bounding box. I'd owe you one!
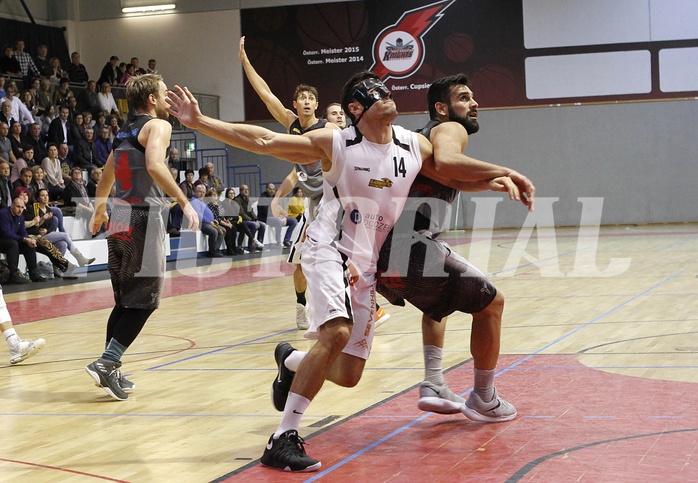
[239,36,296,129]
[166,85,331,165]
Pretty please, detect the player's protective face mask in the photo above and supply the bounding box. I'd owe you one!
[352,78,391,111]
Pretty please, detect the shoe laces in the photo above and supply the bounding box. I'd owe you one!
[279,432,309,457]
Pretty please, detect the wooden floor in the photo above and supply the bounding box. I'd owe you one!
[1,224,697,482]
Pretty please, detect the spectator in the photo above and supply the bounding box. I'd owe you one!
[20,89,39,120]
[47,57,67,85]
[35,78,53,114]
[221,188,253,253]
[193,166,209,189]
[118,63,135,85]
[257,182,297,248]
[52,77,72,108]
[106,114,120,141]
[0,74,6,98]
[8,121,24,160]
[178,168,194,198]
[288,186,306,219]
[58,142,72,183]
[10,146,34,184]
[234,184,265,251]
[69,112,84,144]
[13,40,41,80]
[97,55,119,86]
[65,95,79,123]
[189,184,224,258]
[92,112,106,134]
[12,167,32,192]
[39,104,56,139]
[0,122,16,168]
[66,51,89,85]
[28,77,41,99]
[0,100,14,127]
[77,80,102,117]
[41,142,65,200]
[130,57,143,74]
[146,58,157,74]
[28,165,47,202]
[73,127,99,169]
[94,126,112,166]
[22,122,46,161]
[1,84,35,126]
[86,167,101,198]
[0,196,47,283]
[166,147,181,170]
[0,161,12,208]
[27,188,94,277]
[206,162,224,194]
[0,45,22,77]
[33,44,52,78]
[63,166,93,227]
[81,111,94,130]
[47,105,72,147]
[206,187,239,255]
[98,82,121,119]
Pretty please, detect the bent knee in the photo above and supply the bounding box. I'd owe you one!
[482,290,504,315]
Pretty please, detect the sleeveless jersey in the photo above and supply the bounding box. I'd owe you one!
[289,118,326,203]
[412,119,458,234]
[112,114,167,209]
[306,124,423,274]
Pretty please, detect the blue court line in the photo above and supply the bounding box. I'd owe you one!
[302,269,685,482]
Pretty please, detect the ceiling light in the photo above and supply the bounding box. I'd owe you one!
[122,4,175,13]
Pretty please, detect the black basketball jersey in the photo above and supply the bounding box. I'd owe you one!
[288,118,327,202]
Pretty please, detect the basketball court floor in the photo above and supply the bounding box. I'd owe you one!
[1,224,697,482]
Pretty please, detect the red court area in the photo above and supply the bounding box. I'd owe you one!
[218,355,697,482]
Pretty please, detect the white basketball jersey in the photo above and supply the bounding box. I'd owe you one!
[306,124,423,274]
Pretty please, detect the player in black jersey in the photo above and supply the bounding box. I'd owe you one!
[85,74,198,401]
[376,74,535,421]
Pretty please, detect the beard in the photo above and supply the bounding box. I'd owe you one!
[448,110,479,135]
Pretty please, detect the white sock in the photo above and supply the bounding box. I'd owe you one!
[284,350,307,373]
[274,392,310,438]
[423,344,445,385]
[473,368,496,402]
[3,328,20,350]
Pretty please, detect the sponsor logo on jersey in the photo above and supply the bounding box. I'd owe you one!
[368,177,393,189]
[350,209,362,224]
[354,166,370,172]
[370,0,454,80]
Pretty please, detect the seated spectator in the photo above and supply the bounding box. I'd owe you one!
[34,44,52,79]
[58,142,72,183]
[63,165,93,217]
[81,112,94,130]
[77,80,102,118]
[66,51,89,86]
[47,105,72,147]
[0,121,16,167]
[106,114,120,141]
[0,100,15,128]
[193,166,209,189]
[1,84,34,127]
[8,121,23,160]
[47,57,67,85]
[94,126,112,166]
[12,167,32,192]
[35,78,52,114]
[27,188,94,277]
[118,63,135,85]
[97,55,119,86]
[288,186,306,219]
[69,112,84,145]
[0,196,47,283]
[169,166,180,184]
[167,147,182,170]
[0,45,22,77]
[39,105,55,139]
[10,145,35,184]
[20,89,38,121]
[206,162,225,194]
[52,77,72,107]
[189,184,224,258]
[73,127,99,169]
[179,169,195,198]
[22,122,47,161]
[257,182,297,247]
[234,184,265,252]
[86,167,101,198]
[66,95,79,124]
[28,164,64,231]
[221,187,254,253]
[98,82,122,120]
[206,187,239,256]
[92,112,107,135]
[0,160,12,208]
[40,142,66,200]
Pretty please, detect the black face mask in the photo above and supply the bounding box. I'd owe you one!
[352,78,390,111]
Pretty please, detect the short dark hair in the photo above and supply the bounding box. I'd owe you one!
[293,84,318,102]
[340,71,380,125]
[426,74,470,119]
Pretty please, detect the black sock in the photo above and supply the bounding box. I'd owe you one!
[296,291,306,305]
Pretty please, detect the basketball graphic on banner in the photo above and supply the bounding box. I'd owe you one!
[252,7,287,32]
[296,3,369,50]
[470,64,517,105]
[243,38,303,108]
[445,33,474,63]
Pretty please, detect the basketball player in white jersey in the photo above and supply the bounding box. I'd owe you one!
[166,71,531,472]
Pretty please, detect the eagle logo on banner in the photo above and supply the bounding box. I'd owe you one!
[370,0,454,80]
